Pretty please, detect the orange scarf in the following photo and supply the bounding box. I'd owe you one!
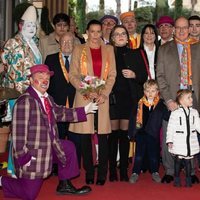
[136,96,160,128]
[129,34,140,49]
[174,37,197,86]
[59,51,69,108]
[80,47,110,81]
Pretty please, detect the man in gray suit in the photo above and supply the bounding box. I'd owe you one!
[157,16,200,184]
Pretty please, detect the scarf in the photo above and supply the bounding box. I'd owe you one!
[80,46,110,81]
[59,51,69,108]
[136,95,160,128]
[174,37,197,87]
[129,34,140,49]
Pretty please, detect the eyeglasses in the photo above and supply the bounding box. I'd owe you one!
[113,32,127,37]
[175,26,189,31]
[60,40,74,46]
[103,21,116,26]
[159,24,173,29]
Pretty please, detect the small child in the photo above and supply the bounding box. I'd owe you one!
[166,89,200,187]
[129,80,169,184]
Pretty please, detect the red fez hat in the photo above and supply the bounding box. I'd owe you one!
[156,16,174,27]
[29,64,54,77]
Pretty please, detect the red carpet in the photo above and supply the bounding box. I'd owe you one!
[1,153,200,200]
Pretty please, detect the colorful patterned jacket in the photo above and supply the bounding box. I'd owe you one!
[1,33,40,93]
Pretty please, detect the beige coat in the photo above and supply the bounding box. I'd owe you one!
[39,32,60,63]
[69,42,116,134]
[156,41,200,112]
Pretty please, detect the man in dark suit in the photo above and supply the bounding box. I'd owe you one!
[45,32,82,166]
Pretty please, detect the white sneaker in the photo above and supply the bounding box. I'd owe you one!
[129,173,139,184]
[152,172,161,183]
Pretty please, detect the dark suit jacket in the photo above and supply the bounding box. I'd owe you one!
[45,53,75,108]
[136,99,170,141]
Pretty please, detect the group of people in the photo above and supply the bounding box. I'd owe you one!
[0,3,200,200]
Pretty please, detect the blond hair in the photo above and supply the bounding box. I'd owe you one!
[143,79,159,90]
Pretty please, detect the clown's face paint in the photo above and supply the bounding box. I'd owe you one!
[21,21,36,40]
[30,72,50,94]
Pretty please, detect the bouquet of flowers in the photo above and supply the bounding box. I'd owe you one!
[80,75,105,99]
[80,75,105,132]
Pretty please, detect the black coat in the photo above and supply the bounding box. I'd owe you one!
[123,48,148,106]
[45,53,75,107]
[136,99,170,141]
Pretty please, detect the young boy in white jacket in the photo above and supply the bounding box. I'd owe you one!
[167,89,200,187]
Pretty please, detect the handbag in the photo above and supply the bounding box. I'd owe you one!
[109,91,116,105]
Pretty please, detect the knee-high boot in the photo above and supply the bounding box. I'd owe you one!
[119,130,130,181]
[108,130,119,181]
[97,134,108,182]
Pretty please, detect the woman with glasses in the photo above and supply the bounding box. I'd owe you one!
[108,25,147,182]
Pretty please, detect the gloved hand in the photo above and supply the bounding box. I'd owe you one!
[84,102,98,114]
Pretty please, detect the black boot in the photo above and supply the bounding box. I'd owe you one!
[108,130,119,182]
[97,134,108,185]
[56,180,91,195]
[119,130,129,182]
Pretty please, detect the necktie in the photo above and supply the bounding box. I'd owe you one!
[43,97,51,122]
[64,56,69,72]
[180,45,188,89]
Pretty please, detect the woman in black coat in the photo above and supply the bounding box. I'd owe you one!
[108,25,148,182]
[139,24,159,79]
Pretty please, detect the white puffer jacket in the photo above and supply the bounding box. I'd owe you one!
[166,107,200,157]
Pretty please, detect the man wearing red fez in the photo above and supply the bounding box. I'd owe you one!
[156,16,175,46]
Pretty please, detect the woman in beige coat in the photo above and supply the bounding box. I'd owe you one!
[69,19,116,185]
